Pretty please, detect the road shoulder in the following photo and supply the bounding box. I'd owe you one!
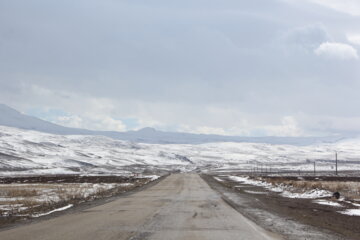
[201,174,350,240]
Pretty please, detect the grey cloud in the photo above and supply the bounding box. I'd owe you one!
[1,0,360,135]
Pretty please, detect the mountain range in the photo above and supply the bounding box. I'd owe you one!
[0,104,345,145]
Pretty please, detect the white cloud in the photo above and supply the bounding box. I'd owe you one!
[347,34,360,46]
[56,115,83,129]
[306,0,360,16]
[179,125,227,135]
[262,116,303,137]
[19,84,128,132]
[314,42,359,60]
[55,115,126,132]
[96,116,127,132]
[178,116,303,137]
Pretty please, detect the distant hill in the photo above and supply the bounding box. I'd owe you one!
[0,104,344,145]
[0,104,93,135]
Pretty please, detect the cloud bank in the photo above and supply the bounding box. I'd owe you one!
[315,42,359,60]
[0,0,360,136]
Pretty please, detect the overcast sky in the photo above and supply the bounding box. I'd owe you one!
[1,0,360,136]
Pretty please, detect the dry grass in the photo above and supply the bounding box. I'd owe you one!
[4,188,38,197]
[0,176,156,228]
[0,182,142,219]
[263,178,360,200]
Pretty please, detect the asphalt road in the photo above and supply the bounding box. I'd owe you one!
[0,174,281,240]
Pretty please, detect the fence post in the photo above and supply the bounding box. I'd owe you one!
[335,151,338,176]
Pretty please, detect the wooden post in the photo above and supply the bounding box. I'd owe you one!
[335,151,338,176]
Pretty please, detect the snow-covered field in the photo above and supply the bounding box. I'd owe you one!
[0,182,134,217]
[1,125,360,176]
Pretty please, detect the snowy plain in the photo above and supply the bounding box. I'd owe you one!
[1,126,360,176]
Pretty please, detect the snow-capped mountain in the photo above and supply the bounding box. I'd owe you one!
[0,104,344,145]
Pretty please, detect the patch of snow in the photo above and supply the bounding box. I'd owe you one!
[143,175,160,181]
[0,197,25,201]
[243,190,268,195]
[0,204,23,210]
[313,200,343,207]
[338,209,360,216]
[227,175,333,199]
[227,175,284,192]
[234,185,253,188]
[32,204,73,217]
[270,186,286,193]
[281,189,332,199]
[213,177,224,182]
[228,176,269,187]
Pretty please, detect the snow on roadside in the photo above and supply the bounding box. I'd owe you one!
[227,176,284,193]
[32,204,73,217]
[226,175,332,199]
[338,209,360,216]
[142,175,160,181]
[0,182,135,217]
[0,204,27,211]
[281,189,332,199]
[313,200,343,207]
[352,202,360,207]
[228,176,271,188]
[214,177,224,182]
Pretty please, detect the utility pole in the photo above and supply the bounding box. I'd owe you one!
[335,151,338,176]
[313,161,316,176]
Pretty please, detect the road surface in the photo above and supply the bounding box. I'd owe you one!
[0,174,281,240]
